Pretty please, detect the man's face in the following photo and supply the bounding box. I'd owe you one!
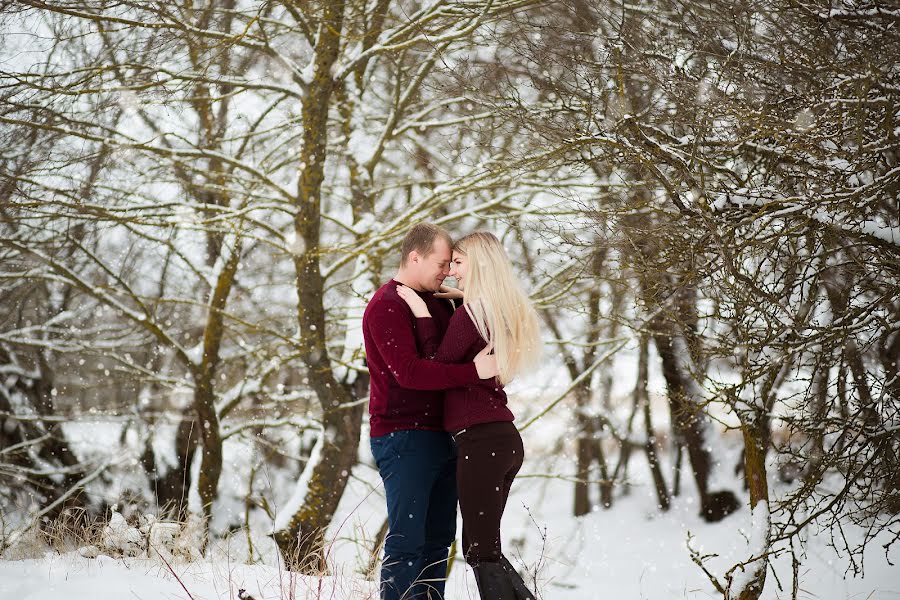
[414,238,452,292]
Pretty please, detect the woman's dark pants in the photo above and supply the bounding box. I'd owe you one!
[454,421,524,566]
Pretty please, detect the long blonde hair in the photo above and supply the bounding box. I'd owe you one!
[455,232,542,385]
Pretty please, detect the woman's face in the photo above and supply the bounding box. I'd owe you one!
[448,251,468,290]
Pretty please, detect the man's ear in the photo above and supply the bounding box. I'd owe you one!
[408,250,419,264]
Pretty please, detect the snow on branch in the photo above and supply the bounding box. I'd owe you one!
[710,190,900,249]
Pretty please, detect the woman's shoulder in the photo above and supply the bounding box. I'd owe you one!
[450,304,476,326]
[448,304,485,343]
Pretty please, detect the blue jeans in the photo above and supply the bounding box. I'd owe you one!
[371,429,457,600]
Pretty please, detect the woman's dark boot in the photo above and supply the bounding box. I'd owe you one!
[473,561,517,600]
[500,555,537,600]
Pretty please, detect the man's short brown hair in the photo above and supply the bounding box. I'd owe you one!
[400,222,452,266]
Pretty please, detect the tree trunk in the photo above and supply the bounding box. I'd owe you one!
[652,324,737,521]
[573,385,602,515]
[273,2,364,572]
[192,235,242,536]
[805,364,829,483]
[140,409,199,520]
[0,346,87,519]
[272,398,364,572]
[652,328,711,496]
[672,443,683,497]
[593,425,613,509]
[573,243,609,515]
[734,416,770,600]
[643,394,669,511]
[637,335,669,510]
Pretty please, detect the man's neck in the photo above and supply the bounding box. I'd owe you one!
[393,271,424,292]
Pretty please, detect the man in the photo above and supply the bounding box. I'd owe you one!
[363,222,497,600]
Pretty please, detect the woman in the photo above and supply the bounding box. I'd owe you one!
[397,231,541,600]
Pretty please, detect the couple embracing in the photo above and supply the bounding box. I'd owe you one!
[362,223,541,600]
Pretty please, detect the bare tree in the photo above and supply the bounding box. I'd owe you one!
[446,1,899,598]
[1,0,547,570]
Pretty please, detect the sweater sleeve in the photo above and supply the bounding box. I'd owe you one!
[367,299,479,390]
[414,317,440,357]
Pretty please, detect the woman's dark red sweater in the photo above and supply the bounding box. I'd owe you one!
[415,307,514,434]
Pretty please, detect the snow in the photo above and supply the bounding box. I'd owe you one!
[185,341,205,366]
[826,7,900,19]
[1,4,895,598]
[300,59,315,85]
[710,190,900,248]
[315,403,899,600]
[334,253,375,384]
[3,404,899,599]
[726,501,770,598]
[0,554,378,599]
[857,220,900,246]
[3,451,897,599]
[347,119,379,167]
[217,377,262,413]
[272,428,325,534]
[286,230,306,257]
[101,511,144,556]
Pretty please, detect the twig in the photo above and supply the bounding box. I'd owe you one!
[150,540,197,600]
[519,340,627,431]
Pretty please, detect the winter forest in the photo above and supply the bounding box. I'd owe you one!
[1,1,898,599]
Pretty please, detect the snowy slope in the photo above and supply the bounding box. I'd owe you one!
[2,390,897,599]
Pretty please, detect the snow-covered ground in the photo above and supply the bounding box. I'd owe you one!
[0,555,379,600]
[2,389,897,599]
[3,447,897,600]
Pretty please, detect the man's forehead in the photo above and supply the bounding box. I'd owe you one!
[429,238,451,259]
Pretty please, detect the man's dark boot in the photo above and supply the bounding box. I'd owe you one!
[500,555,537,600]
[472,561,517,600]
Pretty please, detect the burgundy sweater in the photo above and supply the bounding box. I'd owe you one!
[363,280,479,437]
[415,307,515,434]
